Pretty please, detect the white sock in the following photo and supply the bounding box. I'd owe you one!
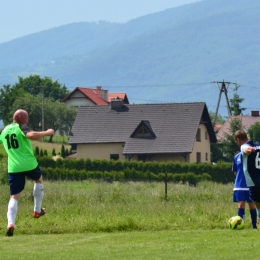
[7,198,18,227]
[33,183,44,213]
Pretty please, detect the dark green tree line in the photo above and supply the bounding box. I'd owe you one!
[0,75,76,142]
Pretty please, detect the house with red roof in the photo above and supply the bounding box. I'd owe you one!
[61,86,129,107]
[216,110,260,142]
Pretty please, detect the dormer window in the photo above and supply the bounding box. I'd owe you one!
[130,120,156,139]
[135,125,153,138]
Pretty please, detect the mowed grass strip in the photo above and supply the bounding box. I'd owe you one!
[0,230,260,260]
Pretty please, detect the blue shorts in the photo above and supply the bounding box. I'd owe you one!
[8,165,42,195]
[233,190,252,202]
[249,186,260,203]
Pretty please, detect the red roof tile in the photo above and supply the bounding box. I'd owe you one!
[77,87,108,105]
[61,87,129,105]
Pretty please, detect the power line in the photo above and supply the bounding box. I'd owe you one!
[66,82,210,90]
[66,82,260,90]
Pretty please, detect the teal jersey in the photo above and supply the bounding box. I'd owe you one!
[0,123,38,173]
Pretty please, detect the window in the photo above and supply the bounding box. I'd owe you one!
[135,125,153,138]
[205,152,208,161]
[205,131,208,140]
[110,154,119,160]
[196,128,201,142]
[196,152,201,163]
[130,120,156,139]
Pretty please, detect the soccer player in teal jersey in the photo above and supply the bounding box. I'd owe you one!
[0,109,54,236]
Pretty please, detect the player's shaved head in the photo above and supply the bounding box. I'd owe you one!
[13,109,28,124]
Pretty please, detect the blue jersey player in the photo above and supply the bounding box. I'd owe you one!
[232,152,257,228]
[234,130,260,223]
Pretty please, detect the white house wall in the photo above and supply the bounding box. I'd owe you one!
[64,91,94,107]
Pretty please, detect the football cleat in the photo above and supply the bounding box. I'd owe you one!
[33,208,46,218]
[6,224,14,237]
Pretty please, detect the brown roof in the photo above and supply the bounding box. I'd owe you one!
[216,115,260,142]
[69,102,216,155]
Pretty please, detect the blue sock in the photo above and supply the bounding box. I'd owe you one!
[250,209,257,229]
[238,208,245,219]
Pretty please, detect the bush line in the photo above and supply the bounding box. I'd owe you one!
[37,157,232,185]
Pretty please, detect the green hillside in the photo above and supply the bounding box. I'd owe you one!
[0,0,259,115]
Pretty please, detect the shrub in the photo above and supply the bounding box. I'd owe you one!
[52,148,56,156]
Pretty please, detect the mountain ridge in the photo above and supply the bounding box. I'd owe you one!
[1,0,260,116]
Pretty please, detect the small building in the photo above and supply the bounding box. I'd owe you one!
[61,86,129,107]
[69,101,216,163]
[217,110,260,142]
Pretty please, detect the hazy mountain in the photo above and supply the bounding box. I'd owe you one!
[0,0,259,116]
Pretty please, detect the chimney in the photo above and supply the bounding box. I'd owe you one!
[251,110,259,117]
[100,89,108,102]
[111,98,124,110]
[96,86,102,90]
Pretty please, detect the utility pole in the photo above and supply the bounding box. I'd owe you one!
[212,80,234,126]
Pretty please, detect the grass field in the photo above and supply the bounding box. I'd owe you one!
[0,180,259,259]
[1,230,260,260]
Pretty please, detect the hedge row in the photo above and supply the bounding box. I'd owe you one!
[42,167,212,186]
[37,157,234,184]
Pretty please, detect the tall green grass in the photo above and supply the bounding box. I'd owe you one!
[2,178,259,260]
[0,180,244,236]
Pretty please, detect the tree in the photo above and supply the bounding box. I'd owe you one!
[10,93,43,130]
[52,148,56,156]
[210,143,224,163]
[0,75,70,124]
[222,118,244,161]
[13,75,69,101]
[61,145,66,158]
[10,93,77,139]
[42,99,77,142]
[0,85,26,125]
[208,111,226,124]
[247,122,260,142]
[40,149,44,157]
[35,146,40,156]
[229,85,246,116]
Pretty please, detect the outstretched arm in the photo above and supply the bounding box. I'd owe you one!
[26,129,54,140]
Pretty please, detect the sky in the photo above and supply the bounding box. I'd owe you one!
[0,0,201,44]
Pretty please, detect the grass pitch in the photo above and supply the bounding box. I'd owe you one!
[1,230,260,260]
[0,180,258,259]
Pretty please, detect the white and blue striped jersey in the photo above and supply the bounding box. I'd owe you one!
[241,140,260,187]
[232,152,249,191]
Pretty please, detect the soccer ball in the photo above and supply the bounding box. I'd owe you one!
[228,216,244,230]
